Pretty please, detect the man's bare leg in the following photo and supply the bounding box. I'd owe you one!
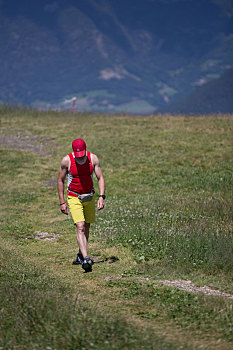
[76,222,90,258]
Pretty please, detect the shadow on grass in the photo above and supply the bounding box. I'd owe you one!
[93,256,119,264]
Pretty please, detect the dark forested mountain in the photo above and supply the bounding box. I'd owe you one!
[160,69,233,114]
[0,0,232,113]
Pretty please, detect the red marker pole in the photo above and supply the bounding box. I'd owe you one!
[71,97,77,113]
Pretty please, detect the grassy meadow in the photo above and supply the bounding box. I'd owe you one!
[0,106,233,349]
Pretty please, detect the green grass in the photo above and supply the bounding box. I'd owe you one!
[1,247,175,350]
[0,106,233,349]
[107,279,232,341]
[97,195,233,273]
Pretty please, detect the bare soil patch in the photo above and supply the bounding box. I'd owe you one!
[158,279,233,299]
[41,177,57,187]
[0,130,52,156]
[34,231,61,241]
[102,274,124,281]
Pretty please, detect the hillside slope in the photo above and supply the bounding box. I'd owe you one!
[0,0,232,113]
[160,69,233,114]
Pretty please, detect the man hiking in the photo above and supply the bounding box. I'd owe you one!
[57,139,105,272]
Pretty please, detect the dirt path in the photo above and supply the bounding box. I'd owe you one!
[34,231,233,299]
[102,274,233,299]
[157,279,233,299]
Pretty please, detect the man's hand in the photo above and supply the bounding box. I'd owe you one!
[97,197,104,210]
[60,203,68,215]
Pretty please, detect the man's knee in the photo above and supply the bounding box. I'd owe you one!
[75,221,85,233]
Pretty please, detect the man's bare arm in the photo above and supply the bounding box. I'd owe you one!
[92,154,105,210]
[57,156,69,215]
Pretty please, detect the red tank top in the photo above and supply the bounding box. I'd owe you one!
[67,151,94,196]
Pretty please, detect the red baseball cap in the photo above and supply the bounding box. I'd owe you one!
[72,139,86,157]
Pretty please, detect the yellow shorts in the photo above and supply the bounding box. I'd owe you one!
[67,195,96,224]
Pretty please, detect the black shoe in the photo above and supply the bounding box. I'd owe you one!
[82,257,93,272]
[72,253,84,265]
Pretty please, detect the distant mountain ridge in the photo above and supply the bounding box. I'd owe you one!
[160,69,233,114]
[0,0,232,113]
